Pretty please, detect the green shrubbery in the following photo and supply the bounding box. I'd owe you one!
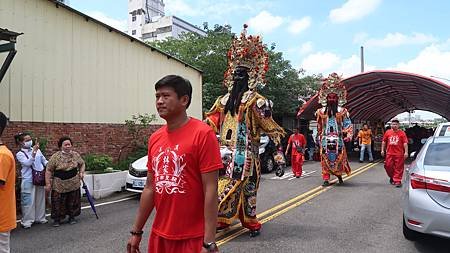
[83,154,113,172]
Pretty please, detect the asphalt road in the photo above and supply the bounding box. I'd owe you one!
[10,160,450,253]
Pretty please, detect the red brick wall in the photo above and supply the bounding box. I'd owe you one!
[2,121,162,160]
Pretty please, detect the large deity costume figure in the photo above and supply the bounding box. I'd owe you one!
[315,73,353,186]
[205,25,285,236]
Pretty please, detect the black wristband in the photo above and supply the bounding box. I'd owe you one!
[130,230,144,236]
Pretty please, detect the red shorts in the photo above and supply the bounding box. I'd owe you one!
[148,231,203,253]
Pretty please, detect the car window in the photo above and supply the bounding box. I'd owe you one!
[438,125,450,137]
[424,143,450,166]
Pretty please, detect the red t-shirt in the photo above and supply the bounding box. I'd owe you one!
[383,129,408,156]
[146,118,222,240]
[288,134,306,155]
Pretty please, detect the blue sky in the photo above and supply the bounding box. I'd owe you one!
[69,0,449,119]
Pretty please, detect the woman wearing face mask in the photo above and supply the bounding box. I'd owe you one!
[45,136,85,227]
[14,132,49,229]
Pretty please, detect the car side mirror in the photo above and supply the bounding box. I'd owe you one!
[409,151,416,158]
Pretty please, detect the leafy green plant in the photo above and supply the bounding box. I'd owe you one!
[83,154,113,172]
[118,113,156,163]
[116,146,148,171]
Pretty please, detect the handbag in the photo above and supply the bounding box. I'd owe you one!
[294,144,304,153]
[20,150,46,186]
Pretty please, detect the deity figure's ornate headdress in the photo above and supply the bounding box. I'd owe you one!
[318,73,347,107]
[223,24,269,90]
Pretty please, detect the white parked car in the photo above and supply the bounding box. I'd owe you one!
[433,122,450,137]
[125,156,148,193]
[402,130,450,240]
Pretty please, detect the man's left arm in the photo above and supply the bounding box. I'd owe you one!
[198,129,223,252]
[202,171,219,247]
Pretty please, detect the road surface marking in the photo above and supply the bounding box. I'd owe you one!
[216,161,380,245]
[16,195,138,223]
[287,170,316,180]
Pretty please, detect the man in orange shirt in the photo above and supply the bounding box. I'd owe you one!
[358,123,374,163]
[286,128,306,178]
[0,112,16,253]
[381,119,408,187]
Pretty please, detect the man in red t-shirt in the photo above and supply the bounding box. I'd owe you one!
[381,119,408,187]
[285,128,306,178]
[127,76,222,253]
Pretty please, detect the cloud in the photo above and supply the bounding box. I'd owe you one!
[353,32,369,44]
[301,52,340,74]
[392,40,450,81]
[363,32,438,48]
[329,0,382,23]
[247,11,284,34]
[299,42,314,55]
[86,11,127,31]
[165,0,273,20]
[165,0,199,17]
[300,52,376,77]
[288,16,312,35]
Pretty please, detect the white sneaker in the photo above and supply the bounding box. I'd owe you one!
[21,224,31,229]
[37,219,48,224]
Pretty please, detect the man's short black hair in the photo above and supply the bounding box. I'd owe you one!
[391,119,400,124]
[155,75,192,109]
[363,123,369,127]
[0,112,8,137]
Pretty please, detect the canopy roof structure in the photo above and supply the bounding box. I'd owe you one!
[297,70,450,122]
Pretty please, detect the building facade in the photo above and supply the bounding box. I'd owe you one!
[0,0,203,159]
[127,0,206,42]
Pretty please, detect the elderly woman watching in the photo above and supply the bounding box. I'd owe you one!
[45,136,85,227]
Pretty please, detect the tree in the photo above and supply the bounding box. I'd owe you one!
[150,24,320,116]
[150,24,232,111]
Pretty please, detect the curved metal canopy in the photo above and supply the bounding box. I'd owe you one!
[297,70,450,122]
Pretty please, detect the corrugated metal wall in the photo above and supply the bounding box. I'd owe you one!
[0,0,203,124]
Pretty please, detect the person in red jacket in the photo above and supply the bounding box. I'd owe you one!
[381,119,408,187]
[286,128,306,178]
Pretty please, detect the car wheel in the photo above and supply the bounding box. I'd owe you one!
[261,155,275,173]
[403,216,421,241]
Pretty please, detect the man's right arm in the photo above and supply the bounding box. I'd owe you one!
[127,172,155,253]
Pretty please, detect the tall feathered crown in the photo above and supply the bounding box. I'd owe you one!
[223,24,269,90]
[318,73,347,107]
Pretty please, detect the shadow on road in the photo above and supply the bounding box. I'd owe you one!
[413,235,450,253]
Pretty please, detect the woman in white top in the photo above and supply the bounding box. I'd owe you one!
[15,133,48,229]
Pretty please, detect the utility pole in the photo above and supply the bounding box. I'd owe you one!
[360,46,364,73]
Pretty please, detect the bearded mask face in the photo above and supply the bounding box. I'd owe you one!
[326,93,338,106]
[325,93,339,117]
[225,66,250,116]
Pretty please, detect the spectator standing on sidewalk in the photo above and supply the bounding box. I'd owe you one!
[15,133,49,229]
[0,112,16,253]
[127,75,222,253]
[358,123,374,163]
[381,119,408,187]
[45,137,85,227]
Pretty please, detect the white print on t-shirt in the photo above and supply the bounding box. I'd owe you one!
[152,145,186,194]
[389,135,399,145]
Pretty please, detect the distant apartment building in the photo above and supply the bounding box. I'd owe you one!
[127,0,206,42]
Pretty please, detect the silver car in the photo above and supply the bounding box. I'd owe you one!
[402,130,450,240]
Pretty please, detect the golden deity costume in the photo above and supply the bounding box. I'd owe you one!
[205,25,285,234]
[315,73,352,185]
